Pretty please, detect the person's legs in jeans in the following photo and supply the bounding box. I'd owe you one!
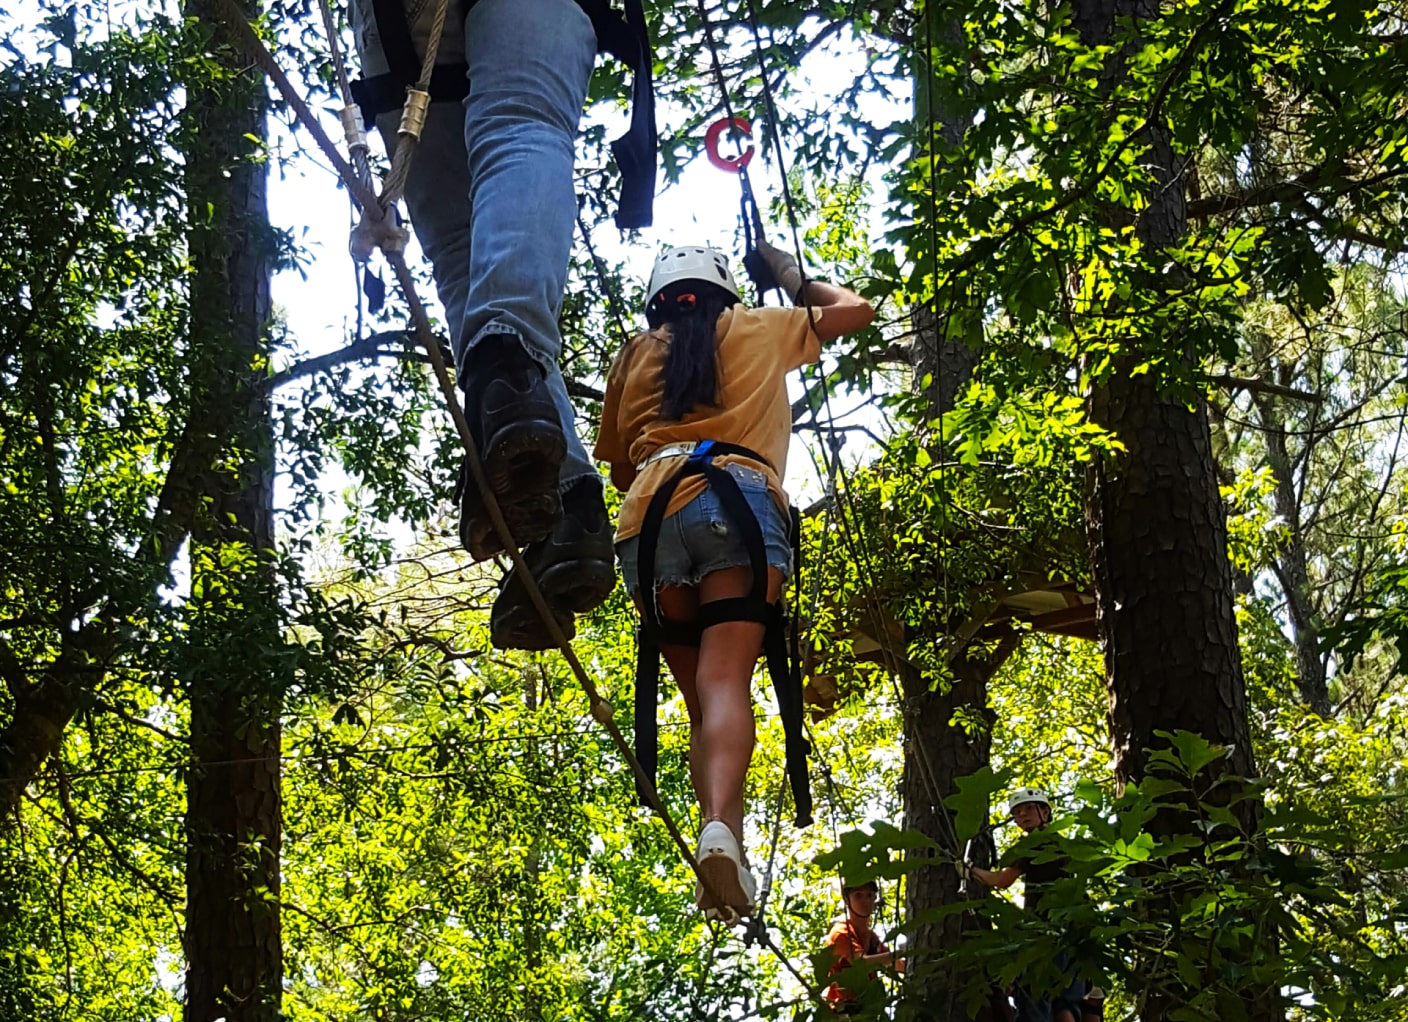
[354,0,613,648]
[460,0,613,647]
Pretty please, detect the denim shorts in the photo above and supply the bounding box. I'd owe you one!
[617,463,793,595]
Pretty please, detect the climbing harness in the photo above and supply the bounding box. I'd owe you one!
[201,0,860,1007]
[350,0,657,228]
[203,0,750,942]
[632,440,813,829]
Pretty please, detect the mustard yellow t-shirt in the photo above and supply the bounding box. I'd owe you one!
[593,305,824,542]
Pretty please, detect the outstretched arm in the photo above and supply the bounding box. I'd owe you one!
[794,278,874,343]
[757,238,874,343]
[968,864,1023,890]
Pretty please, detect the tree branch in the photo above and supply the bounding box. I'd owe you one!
[268,330,446,390]
[1207,374,1322,404]
[565,378,604,403]
[0,638,32,698]
[1186,169,1326,219]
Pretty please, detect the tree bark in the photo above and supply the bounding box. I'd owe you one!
[180,0,282,1017]
[1069,0,1272,1018]
[1085,377,1257,784]
[1070,0,1257,801]
[901,637,1017,1019]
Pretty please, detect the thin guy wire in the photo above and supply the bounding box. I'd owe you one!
[718,1,963,853]
[740,0,814,321]
[206,0,719,917]
[576,212,635,349]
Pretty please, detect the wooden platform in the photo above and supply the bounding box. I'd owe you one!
[801,577,1097,717]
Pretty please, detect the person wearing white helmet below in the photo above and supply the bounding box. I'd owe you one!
[821,877,905,1015]
[958,788,1089,1022]
[594,240,873,918]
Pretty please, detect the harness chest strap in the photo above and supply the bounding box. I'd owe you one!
[632,440,813,828]
[350,0,656,229]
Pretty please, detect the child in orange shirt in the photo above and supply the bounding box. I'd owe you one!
[822,879,904,1014]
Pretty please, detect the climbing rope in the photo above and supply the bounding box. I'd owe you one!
[205,2,844,1010]
[207,0,728,929]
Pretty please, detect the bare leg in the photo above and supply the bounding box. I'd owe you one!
[653,565,784,840]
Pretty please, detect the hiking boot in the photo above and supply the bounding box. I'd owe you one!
[489,479,616,651]
[457,335,566,561]
[694,819,756,921]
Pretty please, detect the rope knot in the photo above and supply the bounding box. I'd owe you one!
[589,698,615,726]
[349,207,410,263]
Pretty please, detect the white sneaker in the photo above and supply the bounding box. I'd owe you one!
[694,820,756,920]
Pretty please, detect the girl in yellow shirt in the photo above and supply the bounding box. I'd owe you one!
[594,242,873,918]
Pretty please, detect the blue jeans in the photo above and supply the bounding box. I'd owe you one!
[616,464,794,596]
[1014,950,1086,1022]
[351,0,598,491]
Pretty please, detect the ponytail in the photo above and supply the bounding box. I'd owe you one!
[656,284,734,421]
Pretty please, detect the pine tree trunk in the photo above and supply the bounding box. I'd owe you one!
[1085,368,1257,789]
[1070,0,1257,808]
[1068,0,1274,1018]
[181,0,282,1017]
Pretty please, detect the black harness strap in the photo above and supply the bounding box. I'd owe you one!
[369,0,420,94]
[350,0,656,228]
[633,441,813,828]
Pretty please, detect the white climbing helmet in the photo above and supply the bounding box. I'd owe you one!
[1007,787,1052,814]
[644,245,741,326]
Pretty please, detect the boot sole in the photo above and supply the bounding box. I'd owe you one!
[463,491,561,563]
[461,420,567,561]
[535,557,617,615]
[489,557,615,651]
[490,602,575,652]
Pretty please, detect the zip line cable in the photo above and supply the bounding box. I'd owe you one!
[715,0,967,861]
[922,0,953,636]
[200,0,838,1006]
[576,212,635,350]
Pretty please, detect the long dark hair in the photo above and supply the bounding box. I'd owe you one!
[656,283,735,420]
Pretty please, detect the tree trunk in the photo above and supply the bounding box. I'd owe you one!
[181,0,282,1017]
[1256,395,1330,715]
[1085,376,1256,788]
[901,638,1016,943]
[1070,0,1257,802]
[1069,0,1271,1018]
[901,637,1017,1019]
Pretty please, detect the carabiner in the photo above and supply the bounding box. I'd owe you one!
[704,116,755,173]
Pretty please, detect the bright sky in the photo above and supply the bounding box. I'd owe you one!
[262,20,901,519]
[1,0,903,521]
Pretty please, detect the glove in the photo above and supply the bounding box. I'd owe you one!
[755,237,805,301]
[954,860,972,880]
